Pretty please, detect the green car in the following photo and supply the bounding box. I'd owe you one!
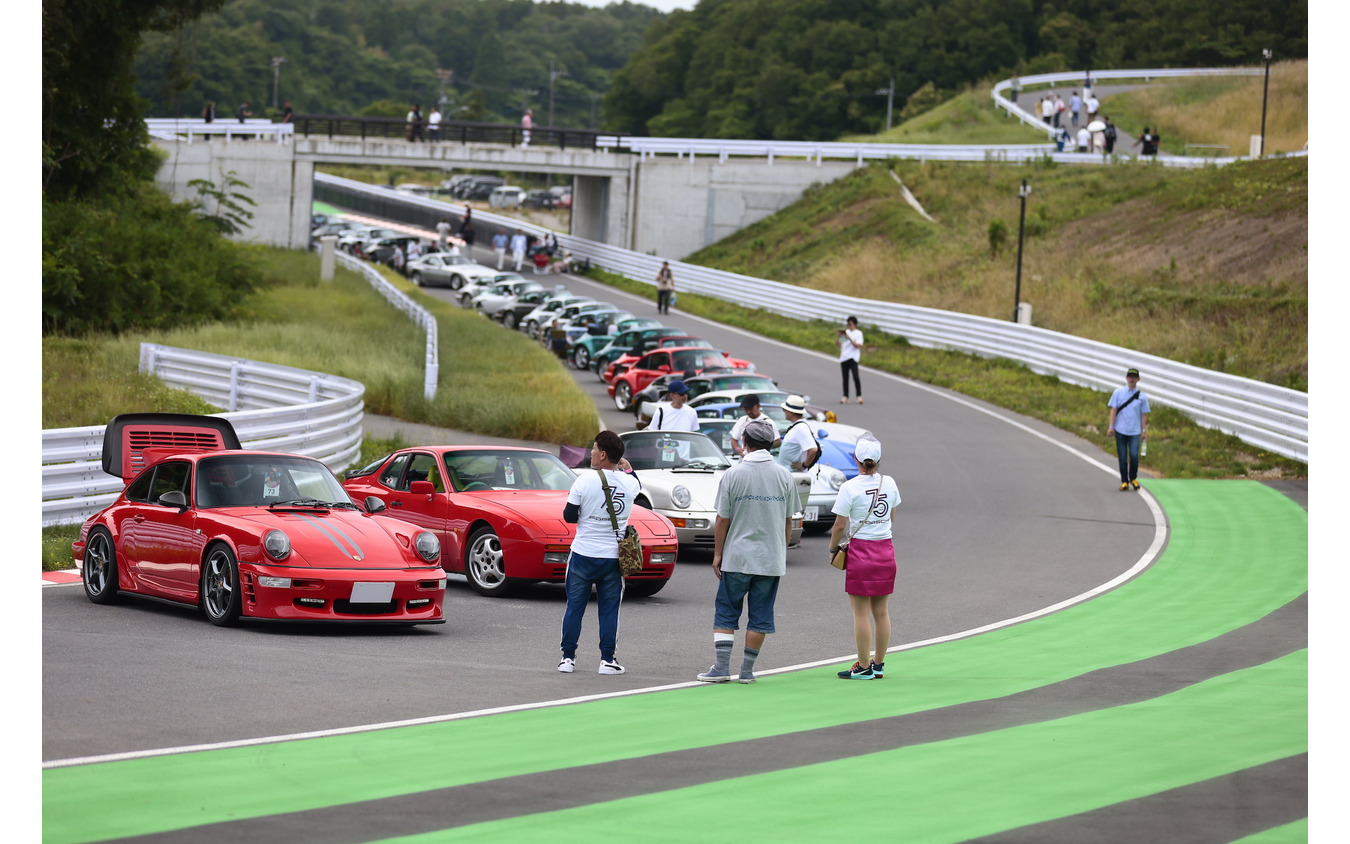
[571,317,662,371]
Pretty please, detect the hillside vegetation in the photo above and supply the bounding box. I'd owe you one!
[688,156,1306,391]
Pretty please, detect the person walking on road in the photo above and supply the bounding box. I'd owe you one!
[521,109,533,147]
[510,229,527,271]
[559,431,640,675]
[656,261,675,314]
[837,316,864,404]
[492,229,508,269]
[1107,367,1150,492]
[697,416,797,684]
[436,217,452,251]
[829,436,900,680]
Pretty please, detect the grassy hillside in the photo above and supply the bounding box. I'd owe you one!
[687,155,1307,391]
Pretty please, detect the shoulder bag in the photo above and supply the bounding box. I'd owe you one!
[597,470,644,576]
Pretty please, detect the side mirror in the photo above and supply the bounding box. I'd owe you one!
[364,496,387,514]
[159,490,189,511]
[409,480,436,495]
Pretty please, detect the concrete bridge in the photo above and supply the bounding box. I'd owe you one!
[149,123,856,259]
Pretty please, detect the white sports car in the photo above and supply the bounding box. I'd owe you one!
[619,430,807,551]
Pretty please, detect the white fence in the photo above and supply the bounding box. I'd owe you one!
[334,250,440,400]
[145,118,294,144]
[41,344,365,527]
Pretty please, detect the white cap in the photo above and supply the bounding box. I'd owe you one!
[855,436,882,464]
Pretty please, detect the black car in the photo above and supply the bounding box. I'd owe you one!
[522,190,556,210]
[457,176,505,200]
[365,236,424,267]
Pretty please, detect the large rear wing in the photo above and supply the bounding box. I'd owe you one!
[102,413,241,483]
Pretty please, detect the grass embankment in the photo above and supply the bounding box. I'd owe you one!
[687,156,1306,392]
[42,248,597,570]
[840,82,1050,146]
[584,266,1305,485]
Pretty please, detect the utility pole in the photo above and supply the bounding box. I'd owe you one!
[270,56,286,109]
[1259,48,1273,157]
[548,60,569,127]
[875,77,895,132]
[1013,180,1031,323]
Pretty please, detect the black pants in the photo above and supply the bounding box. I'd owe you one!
[841,359,861,398]
[657,289,672,314]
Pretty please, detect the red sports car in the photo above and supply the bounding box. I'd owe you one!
[73,414,447,626]
[606,346,753,411]
[343,445,679,598]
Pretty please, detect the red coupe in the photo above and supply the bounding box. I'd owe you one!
[73,414,447,626]
[606,346,753,411]
[343,445,679,597]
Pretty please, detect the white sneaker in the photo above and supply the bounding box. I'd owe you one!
[599,659,625,675]
[558,657,575,673]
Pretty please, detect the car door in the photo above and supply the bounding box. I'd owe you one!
[630,351,672,393]
[120,461,204,601]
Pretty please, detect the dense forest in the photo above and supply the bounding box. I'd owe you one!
[608,0,1308,138]
[134,0,661,128]
[132,0,1306,138]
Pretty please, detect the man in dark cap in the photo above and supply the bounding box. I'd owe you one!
[729,394,775,456]
[647,379,698,432]
[1107,368,1150,491]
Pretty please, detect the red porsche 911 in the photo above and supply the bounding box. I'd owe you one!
[343,446,680,598]
[606,346,754,412]
[73,414,448,626]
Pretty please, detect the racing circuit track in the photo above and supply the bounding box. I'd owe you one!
[40,240,1309,842]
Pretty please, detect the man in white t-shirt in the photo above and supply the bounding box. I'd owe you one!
[560,431,641,675]
[510,229,527,271]
[776,395,819,517]
[436,218,452,250]
[836,315,864,404]
[729,394,777,456]
[647,380,699,432]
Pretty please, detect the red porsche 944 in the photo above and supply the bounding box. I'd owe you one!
[343,445,680,598]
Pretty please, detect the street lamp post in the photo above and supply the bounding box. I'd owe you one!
[1013,179,1031,323]
[270,56,286,109]
[1259,47,1273,157]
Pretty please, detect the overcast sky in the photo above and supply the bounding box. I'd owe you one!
[562,0,697,13]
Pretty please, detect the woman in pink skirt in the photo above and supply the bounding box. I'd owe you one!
[828,437,901,680]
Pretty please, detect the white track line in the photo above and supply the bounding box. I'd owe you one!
[44,274,1169,769]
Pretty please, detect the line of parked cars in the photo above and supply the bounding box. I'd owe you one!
[453,276,875,535]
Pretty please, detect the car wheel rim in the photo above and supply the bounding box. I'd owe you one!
[203,549,234,618]
[468,534,506,589]
[615,383,631,410]
[575,347,589,368]
[85,533,111,595]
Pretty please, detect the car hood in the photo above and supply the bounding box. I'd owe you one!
[633,468,727,511]
[219,508,435,569]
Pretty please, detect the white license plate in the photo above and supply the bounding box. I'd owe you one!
[350,582,395,603]
[804,506,819,522]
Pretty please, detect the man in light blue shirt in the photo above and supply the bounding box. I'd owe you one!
[1107,367,1150,491]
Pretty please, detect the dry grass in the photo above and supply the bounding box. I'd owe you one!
[1104,60,1307,156]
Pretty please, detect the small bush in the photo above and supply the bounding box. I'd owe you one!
[988,219,1009,256]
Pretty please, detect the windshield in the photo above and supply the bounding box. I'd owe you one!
[622,432,732,471]
[670,349,732,371]
[442,450,576,491]
[196,454,354,508]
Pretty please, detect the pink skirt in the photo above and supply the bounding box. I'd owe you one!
[844,537,896,596]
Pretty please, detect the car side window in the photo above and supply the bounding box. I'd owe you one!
[150,462,191,504]
[687,381,709,399]
[645,352,670,371]
[401,453,444,492]
[125,470,155,503]
[380,454,411,489]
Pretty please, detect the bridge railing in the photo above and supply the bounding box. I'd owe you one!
[314,174,1307,463]
[145,118,294,144]
[41,344,365,527]
[291,114,608,151]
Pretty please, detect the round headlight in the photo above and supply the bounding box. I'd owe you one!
[671,485,692,509]
[822,467,847,490]
[414,531,441,563]
[263,529,291,561]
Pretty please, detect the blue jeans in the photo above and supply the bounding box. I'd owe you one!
[714,572,780,633]
[1114,432,1142,483]
[560,551,623,661]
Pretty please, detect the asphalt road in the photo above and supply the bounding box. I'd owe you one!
[41,247,1160,763]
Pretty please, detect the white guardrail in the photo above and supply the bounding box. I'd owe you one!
[145,118,294,144]
[316,175,1307,464]
[41,344,365,527]
[334,250,440,401]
